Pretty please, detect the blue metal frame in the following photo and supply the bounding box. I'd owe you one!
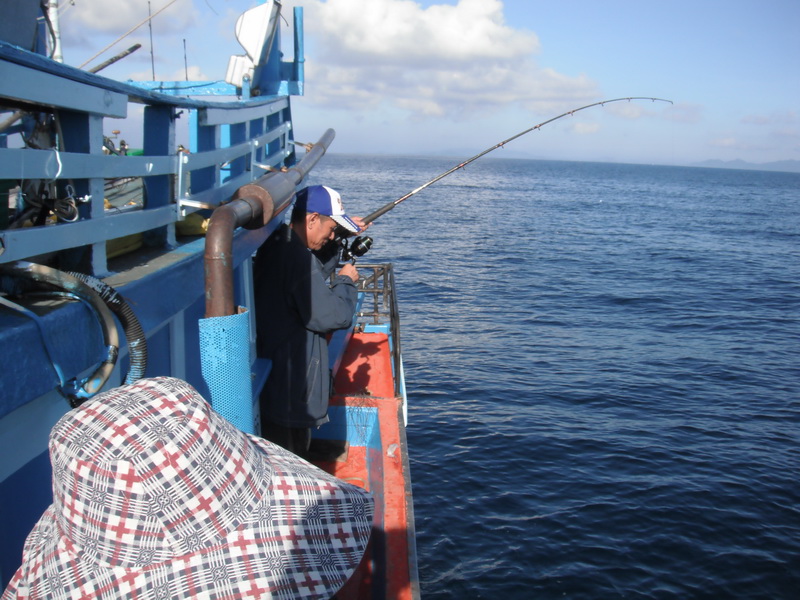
[0,7,306,273]
[0,7,308,587]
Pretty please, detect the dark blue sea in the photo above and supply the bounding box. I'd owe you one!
[308,155,800,599]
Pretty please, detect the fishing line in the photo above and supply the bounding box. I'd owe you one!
[362,96,673,225]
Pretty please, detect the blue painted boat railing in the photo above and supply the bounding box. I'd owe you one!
[0,7,305,270]
[0,8,308,416]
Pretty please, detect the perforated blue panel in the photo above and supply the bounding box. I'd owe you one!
[198,308,254,434]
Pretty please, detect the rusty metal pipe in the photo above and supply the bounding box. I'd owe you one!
[286,128,335,183]
[204,128,335,318]
[204,196,267,318]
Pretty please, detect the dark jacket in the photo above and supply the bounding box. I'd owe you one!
[253,224,357,428]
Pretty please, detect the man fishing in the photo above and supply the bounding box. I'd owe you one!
[251,98,672,458]
[253,185,366,457]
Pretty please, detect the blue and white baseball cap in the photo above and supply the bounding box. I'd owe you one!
[295,185,360,233]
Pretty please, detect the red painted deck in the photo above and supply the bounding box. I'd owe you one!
[334,332,397,398]
[313,332,417,600]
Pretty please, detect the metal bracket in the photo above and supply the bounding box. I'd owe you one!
[176,151,190,209]
[177,197,216,217]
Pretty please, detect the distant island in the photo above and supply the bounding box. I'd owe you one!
[338,149,800,173]
[692,159,800,174]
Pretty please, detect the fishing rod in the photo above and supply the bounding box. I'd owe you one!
[363,96,672,224]
[339,96,672,262]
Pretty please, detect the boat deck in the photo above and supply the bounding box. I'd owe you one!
[311,331,418,599]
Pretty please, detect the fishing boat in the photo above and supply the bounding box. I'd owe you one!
[0,1,418,597]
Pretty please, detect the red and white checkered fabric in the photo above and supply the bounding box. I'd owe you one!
[2,377,373,599]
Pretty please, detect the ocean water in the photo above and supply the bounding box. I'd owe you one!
[308,155,800,598]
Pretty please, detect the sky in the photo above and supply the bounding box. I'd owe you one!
[56,0,799,166]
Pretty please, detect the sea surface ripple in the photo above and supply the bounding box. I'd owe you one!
[310,155,800,599]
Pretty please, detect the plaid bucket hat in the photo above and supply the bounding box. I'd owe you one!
[2,377,373,600]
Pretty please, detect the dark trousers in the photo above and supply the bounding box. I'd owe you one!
[262,421,311,459]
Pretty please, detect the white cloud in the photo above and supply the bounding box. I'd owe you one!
[173,65,209,81]
[307,0,537,65]
[285,0,599,119]
[56,0,602,119]
[62,0,197,35]
[58,0,202,75]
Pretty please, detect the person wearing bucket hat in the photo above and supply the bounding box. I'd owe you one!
[1,377,373,600]
[252,186,367,457]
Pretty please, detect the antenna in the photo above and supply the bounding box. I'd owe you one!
[148,1,155,80]
[77,0,180,70]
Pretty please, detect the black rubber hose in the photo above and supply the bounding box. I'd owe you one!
[0,261,119,405]
[68,272,147,384]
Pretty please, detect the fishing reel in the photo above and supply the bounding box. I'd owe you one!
[340,235,373,263]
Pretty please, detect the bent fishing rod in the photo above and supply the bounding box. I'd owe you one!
[339,96,672,262]
[363,96,672,224]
